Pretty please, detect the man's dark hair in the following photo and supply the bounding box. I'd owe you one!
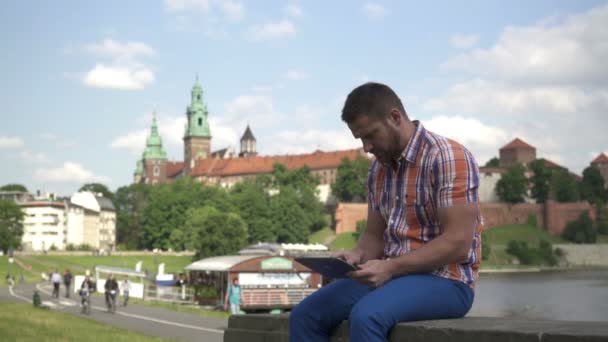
[341,82,406,124]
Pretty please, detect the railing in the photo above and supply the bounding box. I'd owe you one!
[144,285,195,304]
[241,287,318,309]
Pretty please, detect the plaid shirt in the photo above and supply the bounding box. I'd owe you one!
[367,121,483,288]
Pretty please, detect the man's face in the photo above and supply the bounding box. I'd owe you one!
[348,113,401,165]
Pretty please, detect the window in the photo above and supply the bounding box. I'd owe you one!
[198,118,202,126]
[153,166,160,176]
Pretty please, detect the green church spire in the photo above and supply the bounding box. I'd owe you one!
[143,113,167,160]
[184,76,211,138]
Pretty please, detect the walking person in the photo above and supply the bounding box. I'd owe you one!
[121,278,131,307]
[63,269,72,298]
[290,82,483,342]
[50,269,61,299]
[224,277,242,315]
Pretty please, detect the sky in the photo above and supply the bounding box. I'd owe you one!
[1,0,607,196]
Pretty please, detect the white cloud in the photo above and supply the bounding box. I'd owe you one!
[442,5,608,85]
[267,128,360,155]
[0,136,24,149]
[247,20,296,41]
[165,0,210,12]
[362,3,388,19]
[20,151,49,164]
[35,162,110,183]
[83,64,155,90]
[285,4,302,17]
[284,69,309,81]
[85,39,155,59]
[424,116,508,165]
[449,33,479,49]
[224,95,282,127]
[220,0,244,21]
[208,117,239,150]
[110,129,148,155]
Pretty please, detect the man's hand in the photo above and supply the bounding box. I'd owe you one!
[350,259,395,288]
[332,250,363,266]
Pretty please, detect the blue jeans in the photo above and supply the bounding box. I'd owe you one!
[289,274,474,342]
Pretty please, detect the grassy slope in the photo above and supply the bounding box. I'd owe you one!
[308,227,335,245]
[0,303,171,341]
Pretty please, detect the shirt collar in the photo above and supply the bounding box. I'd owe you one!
[401,120,425,164]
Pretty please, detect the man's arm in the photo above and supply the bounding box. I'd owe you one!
[386,203,477,275]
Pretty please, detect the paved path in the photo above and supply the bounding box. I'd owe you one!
[2,283,228,342]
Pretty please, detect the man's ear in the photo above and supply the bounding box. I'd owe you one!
[388,108,402,125]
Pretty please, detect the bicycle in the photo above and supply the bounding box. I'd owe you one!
[106,290,117,313]
[80,289,91,315]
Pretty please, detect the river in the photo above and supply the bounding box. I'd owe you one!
[470,268,608,321]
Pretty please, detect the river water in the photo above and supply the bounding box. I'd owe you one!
[470,269,608,321]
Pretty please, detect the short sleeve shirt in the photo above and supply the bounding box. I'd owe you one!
[367,121,483,288]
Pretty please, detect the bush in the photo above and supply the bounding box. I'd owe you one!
[596,207,608,235]
[481,234,490,261]
[49,244,57,251]
[506,239,558,266]
[354,219,367,240]
[66,243,76,251]
[77,244,92,251]
[561,211,597,243]
[526,214,538,227]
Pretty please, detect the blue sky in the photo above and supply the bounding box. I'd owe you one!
[1,0,607,196]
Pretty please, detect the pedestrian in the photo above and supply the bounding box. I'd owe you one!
[121,278,131,307]
[63,269,73,298]
[224,277,242,315]
[289,82,483,342]
[50,269,61,299]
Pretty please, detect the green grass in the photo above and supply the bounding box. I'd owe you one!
[330,232,358,251]
[308,227,335,245]
[2,255,193,285]
[0,303,172,341]
[483,223,566,245]
[131,299,231,320]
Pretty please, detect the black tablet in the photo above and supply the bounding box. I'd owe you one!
[295,257,358,278]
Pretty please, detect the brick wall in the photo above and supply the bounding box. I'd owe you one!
[334,200,598,235]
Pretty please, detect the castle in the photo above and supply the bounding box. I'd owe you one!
[132,79,365,201]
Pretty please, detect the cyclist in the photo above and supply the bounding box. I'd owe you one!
[80,275,94,314]
[104,274,119,313]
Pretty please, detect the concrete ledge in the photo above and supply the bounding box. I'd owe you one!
[224,314,608,342]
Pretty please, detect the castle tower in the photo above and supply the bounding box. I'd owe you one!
[183,76,211,175]
[133,159,144,183]
[239,125,257,157]
[142,113,168,184]
[499,138,536,168]
[591,153,608,188]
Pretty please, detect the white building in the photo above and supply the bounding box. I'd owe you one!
[19,191,116,252]
[21,201,68,251]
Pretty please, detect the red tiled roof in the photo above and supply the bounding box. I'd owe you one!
[190,148,365,177]
[591,153,608,164]
[540,158,565,170]
[167,161,184,178]
[500,138,535,150]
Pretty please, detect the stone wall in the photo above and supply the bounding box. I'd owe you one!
[554,244,608,266]
[334,200,598,236]
[224,314,608,342]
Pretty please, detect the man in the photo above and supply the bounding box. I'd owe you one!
[63,269,72,298]
[121,278,131,307]
[104,274,119,312]
[80,275,94,312]
[224,277,242,315]
[290,82,483,342]
[50,269,61,299]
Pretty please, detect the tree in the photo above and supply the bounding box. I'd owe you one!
[495,164,528,204]
[230,180,275,243]
[0,200,24,253]
[561,211,596,244]
[550,169,579,202]
[187,206,248,259]
[79,183,115,203]
[114,183,150,249]
[0,184,28,192]
[580,166,607,206]
[269,186,311,243]
[484,157,500,168]
[528,159,552,203]
[331,156,371,202]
